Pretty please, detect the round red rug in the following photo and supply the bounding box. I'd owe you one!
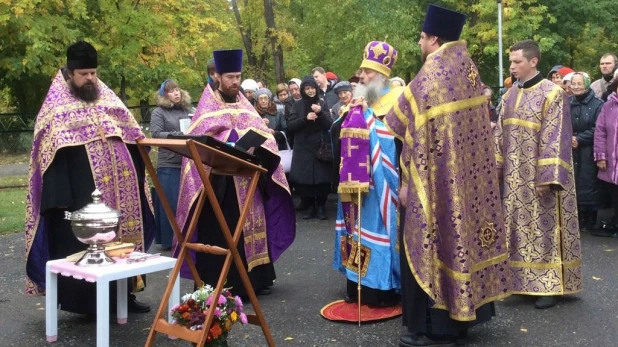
[320,300,402,323]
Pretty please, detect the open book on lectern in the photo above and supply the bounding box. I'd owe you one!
[167,130,274,168]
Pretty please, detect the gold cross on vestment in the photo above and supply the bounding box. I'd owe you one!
[96,126,107,143]
[347,172,356,182]
[359,155,370,174]
[346,138,359,157]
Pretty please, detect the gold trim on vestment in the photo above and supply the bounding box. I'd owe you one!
[372,86,404,117]
[471,253,509,272]
[340,128,370,140]
[359,60,391,78]
[495,154,504,164]
[510,260,562,269]
[511,289,582,296]
[435,253,509,281]
[432,291,513,322]
[538,157,571,171]
[403,87,419,122]
[425,40,467,61]
[502,118,541,131]
[542,87,562,116]
[416,95,488,128]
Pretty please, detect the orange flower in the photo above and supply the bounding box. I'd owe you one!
[209,324,222,338]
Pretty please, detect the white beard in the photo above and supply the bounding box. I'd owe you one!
[354,76,386,106]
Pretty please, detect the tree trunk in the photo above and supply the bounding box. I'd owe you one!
[263,0,285,83]
[231,0,257,68]
[119,75,127,105]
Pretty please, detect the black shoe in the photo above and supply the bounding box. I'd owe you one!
[343,293,357,303]
[128,296,151,313]
[534,296,558,309]
[303,206,317,219]
[399,333,456,347]
[317,205,327,220]
[255,288,272,296]
[591,229,618,237]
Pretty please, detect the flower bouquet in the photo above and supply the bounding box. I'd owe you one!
[171,285,248,346]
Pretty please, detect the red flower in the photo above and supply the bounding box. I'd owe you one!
[209,324,222,338]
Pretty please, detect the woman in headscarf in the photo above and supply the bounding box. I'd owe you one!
[593,78,618,237]
[287,75,333,219]
[150,79,193,250]
[570,72,605,232]
[254,88,287,150]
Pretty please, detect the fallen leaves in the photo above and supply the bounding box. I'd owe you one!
[520,328,528,333]
[592,276,603,281]
[284,337,294,341]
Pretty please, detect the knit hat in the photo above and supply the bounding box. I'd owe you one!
[241,79,258,92]
[254,88,273,100]
[557,67,574,77]
[333,81,353,94]
[547,65,563,79]
[326,72,338,82]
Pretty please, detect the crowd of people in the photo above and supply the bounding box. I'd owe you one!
[22,2,618,346]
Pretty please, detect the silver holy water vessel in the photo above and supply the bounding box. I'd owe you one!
[64,189,120,266]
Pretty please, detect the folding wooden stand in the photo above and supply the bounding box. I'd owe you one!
[137,139,274,347]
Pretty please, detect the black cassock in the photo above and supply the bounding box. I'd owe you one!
[41,144,153,315]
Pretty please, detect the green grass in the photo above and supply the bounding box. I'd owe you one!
[0,175,27,188]
[0,152,29,165]
[0,188,26,235]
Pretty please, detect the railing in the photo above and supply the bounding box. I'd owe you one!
[0,105,158,154]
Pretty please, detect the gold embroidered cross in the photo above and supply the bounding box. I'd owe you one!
[359,155,370,174]
[346,138,359,157]
[370,44,387,58]
[96,126,107,143]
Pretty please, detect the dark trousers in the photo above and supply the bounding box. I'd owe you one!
[154,167,181,248]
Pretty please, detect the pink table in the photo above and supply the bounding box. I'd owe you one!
[45,254,179,347]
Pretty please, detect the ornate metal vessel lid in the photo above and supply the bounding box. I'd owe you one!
[65,189,120,221]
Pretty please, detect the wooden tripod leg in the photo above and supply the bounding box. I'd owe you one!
[144,189,209,347]
[136,144,201,283]
[191,152,275,346]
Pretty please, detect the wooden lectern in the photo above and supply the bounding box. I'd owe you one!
[137,138,275,347]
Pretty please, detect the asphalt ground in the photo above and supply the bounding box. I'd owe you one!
[1,201,617,347]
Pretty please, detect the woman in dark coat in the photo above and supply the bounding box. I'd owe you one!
[287,76,333,220]
[570,72,605,231]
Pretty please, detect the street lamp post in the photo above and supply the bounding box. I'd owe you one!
[498,0,503,88]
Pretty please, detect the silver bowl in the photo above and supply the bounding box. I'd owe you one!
[65,189,120,266]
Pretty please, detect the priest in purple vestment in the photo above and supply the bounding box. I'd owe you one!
[385,5,511,346]
[495,39,582,310]
[172,49,296,298]
[24,41,155,314]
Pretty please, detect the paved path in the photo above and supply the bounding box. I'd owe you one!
[0,163,28,177]
[1,204,617,346]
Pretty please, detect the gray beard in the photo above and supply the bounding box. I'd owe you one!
[354,79,385,106]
